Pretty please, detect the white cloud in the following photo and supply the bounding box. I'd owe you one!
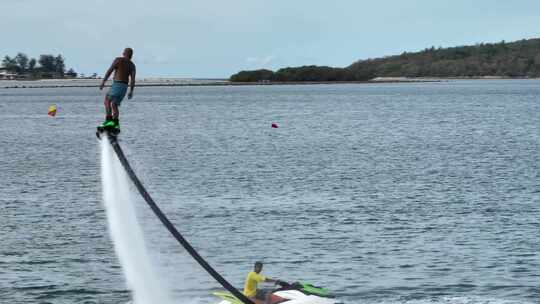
[139,54,170,65]
[245,55,275,67]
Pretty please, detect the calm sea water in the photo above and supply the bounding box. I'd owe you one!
[1,80,539,304]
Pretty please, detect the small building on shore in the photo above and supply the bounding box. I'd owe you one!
[0,68,18,80]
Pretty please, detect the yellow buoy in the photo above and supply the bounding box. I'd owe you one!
[48,105,57,117]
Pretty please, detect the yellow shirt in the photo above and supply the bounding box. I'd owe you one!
[243,271,266,297]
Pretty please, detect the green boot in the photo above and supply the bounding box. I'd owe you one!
[102,120,115,128]
[113,118,120,130]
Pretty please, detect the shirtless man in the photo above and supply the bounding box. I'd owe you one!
[99,47,136,130]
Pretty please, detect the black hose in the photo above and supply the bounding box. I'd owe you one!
[108,137,254,304]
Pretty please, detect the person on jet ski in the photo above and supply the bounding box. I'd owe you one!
[243,261,281,304]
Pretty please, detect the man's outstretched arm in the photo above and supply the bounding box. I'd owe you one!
[128,65,136,99]
[264,277,278,283]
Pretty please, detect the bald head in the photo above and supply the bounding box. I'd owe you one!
[123,48,133,59]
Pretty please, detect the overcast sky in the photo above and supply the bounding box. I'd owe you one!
[2,0,540,78]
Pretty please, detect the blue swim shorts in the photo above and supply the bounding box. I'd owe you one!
[107,81,129,105]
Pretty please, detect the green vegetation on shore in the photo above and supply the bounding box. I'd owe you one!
[1,53,77,79]
[230,38,540,82]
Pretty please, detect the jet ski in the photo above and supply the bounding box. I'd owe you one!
[213,281,342,304]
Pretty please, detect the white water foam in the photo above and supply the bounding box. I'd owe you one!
[100,139,171,304]
[359,296,532,304]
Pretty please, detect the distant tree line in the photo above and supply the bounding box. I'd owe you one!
[230,38,540,82]
[1,53,77,79]
[230,66,358,82]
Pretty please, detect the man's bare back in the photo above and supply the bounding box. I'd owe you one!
[112,57,135,83]
[100,48,136,99]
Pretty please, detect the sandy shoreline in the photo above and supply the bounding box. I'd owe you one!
[0,78,228,89]
[4,76,534,89]
[0,77,447,89]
